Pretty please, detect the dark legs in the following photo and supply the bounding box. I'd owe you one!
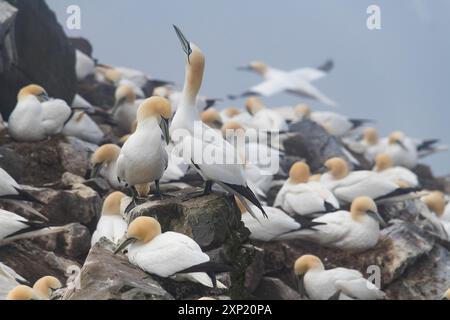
[182,181,213,201]
[152,180,175,200]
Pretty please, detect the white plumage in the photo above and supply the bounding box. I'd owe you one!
[62,111,104,145]
[0,262,26,300]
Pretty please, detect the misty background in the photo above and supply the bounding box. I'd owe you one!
[47,0,450,174]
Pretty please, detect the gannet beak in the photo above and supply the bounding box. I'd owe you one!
[160,117,171,145]
[367,210,387,227]
[111,98,124,115]
[237,65,252,71]
[296,275,308,298]
[173,25,192,63]
[317,166,328,174]
[395,140,407,151]
[113,237,136,255]
[90,163,103,179]
[38,92,50,102]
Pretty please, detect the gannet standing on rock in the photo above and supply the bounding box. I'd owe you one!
[8,85,72,142]
[111,84,139,134]
[320,157,420,204]
[90,144,123,189]
[32,276,62,300]
[274,162,339,216]
[114,217,230,288]
[91,191,128,247]
[117,97,171,208]
[0,262,27,300]
[373,154,419,187]
[294,255,385,300]
[169,25,266,219]
[278,197,383,252]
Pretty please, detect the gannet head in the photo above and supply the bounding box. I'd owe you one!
[223,107,242,118]
[442,288,450,300]
[137,96,172,143]
[350,196,384,225]
[363,127,379,145]
[221,121,246,138]
[201,108,223,129]
[6,285,36,300]
[90,144,121,178]
[33,276,62,300]
[374,153,393,172]
[294,255,324,275]
[104,68,121,83]
[114,216,162,254]
[102,191,126,216]
[388,131,407,150]
[324,157,349,179]
[246,97,265,115]
[238,61,268,76]
[153,86,171,98]
[423,191,445,217]
[294,104,311,119]
[17,84,49,102]
[289,162,310,184]
[115,84,136,106]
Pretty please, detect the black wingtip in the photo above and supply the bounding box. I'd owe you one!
[317,59,334,73]
[8,187,46,206]
[374,187,421,202]
[224,183,268,219]
[292,215,326,231]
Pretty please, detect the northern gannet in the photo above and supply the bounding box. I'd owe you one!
[117,97,171,207]
[232,60,337,107]
[90,144,123,189]
[361,127,386,161]
[75,49,95,81]
[442,289,450,300]
[278,197,383,252]
[91,191,128,246]
[0,262,27,300]
[246,97,288,132]
[111,84,139,134]
[114,216,230,288]
[200,108,223,130]
[169,25,266,219]
[373,154,419,187]
[423,191,450,239]
[62,110,104,145]
[32,276,62,300]
[8,85,72,142]
[274,162,339,216]
[6,285,38,300]
[294,255,385,300]
[384,131,418,169]
[320,157,420,204]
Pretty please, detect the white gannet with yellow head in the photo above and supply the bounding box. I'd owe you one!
[278,197,383,252]
[385,131,418,169]
[274,162,339,216]
[6,285,39,300]
[169,25,267,219]
[423,191,450,239]
[8,84,72,142]
[116,96,171,207]
[114,216,229,288]
[90,144,123,189]
[373,153,418,187]
[0,262,27,300]
[321,157,420,205]
[200,108,223,130]
[91,191,128,246]
[62,110,104,145]
[294,254,385,300]
[233,60,337,107]
[360,127,386,161]
[111,84,139,134]
[33,276,62,300]
[245,97,288,132]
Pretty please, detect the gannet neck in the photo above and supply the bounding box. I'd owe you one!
[294,255,324,275]
[180,44,205,112]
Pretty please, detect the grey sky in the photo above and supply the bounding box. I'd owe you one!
[47,0,450,174]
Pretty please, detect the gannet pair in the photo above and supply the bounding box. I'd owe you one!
[6,276,61,300]
[294,255,385,300]
[373,154,419,187]
[169,26,266,219]
[114,216,229,288]
[320,157,420,204]
[91,191,128,247]
[0,262,27,300]
[274,162,339,216]
[232,60,337,107]
[8,85,72,142]
[278,197,383,252]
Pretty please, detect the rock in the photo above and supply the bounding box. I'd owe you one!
[243,246,265,293]
[0,240,79,284]
[59,223,92,260]
[69,37,93,57]
[385,244,450,300]
[0,1,18,73]
[0,0,76,119]
[285,120,351,172]
[83,177,112,197]
[64,239,173,300]
[0,146,24,182]
[0,134,96,185]
[412,164,446,192]
[77,77,116,108]
[25,183,101,226]
[254,277,302,300]
[61,172,86,187]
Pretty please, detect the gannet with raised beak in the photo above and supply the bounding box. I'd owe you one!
[91,191,128,246]
[0,262,27,300]
[111,84,139,134]
[114,217,230,288]
[8,84,72,142]
[169,25,266,219]
[90,144,124,189]
[33,276,62,300]
[320,157,420,204]
[274,162,339,216]
[278,197,383,252]
[117,97,171,207]
[294,255,385,300]
[232,60,337,107]
[373,154,419,187]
